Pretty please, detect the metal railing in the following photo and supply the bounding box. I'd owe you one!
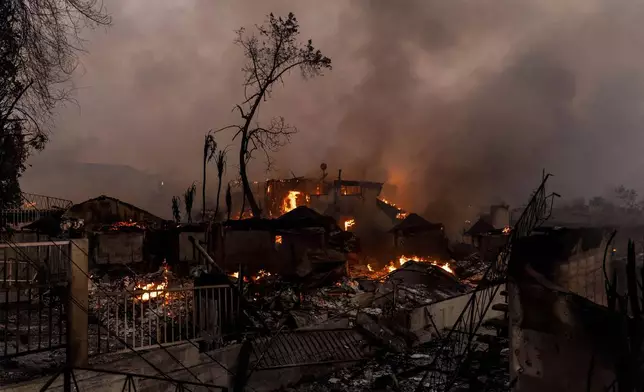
[0,241,71,359]
[39,366,229,391]
[0,192,72,229]
[91,284,238,354]
[416,174,557,392]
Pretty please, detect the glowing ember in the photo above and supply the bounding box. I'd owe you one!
[232,210,254,220]
[282,190,301,213]
[110,219,142,230]
[252,269,271,281]
[502,226,511,234]
[134,261,170,302]
[379,197,409,220]
[396,211,409,219]
[344,219,355,231]
[378,197,397,207]
[396,255,454,274]
[22,201,37,209]
[275,235,283,244]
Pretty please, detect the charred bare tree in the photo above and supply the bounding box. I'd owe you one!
[217,13,331,218]
[214,148,228,220]
[171,196,181,224]
[226,183,233,221]
[183,183,196,224]
[202,131,217,221]
[0,0,110,207]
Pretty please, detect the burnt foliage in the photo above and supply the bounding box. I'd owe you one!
[217,12,332,218]
[0,0,109,208]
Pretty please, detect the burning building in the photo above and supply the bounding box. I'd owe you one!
[390,213,450,260]
[64,195,167,266]
[212,206,346,278]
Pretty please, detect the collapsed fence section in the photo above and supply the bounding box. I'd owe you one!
[0,241,71,359]
[90,284,239,354]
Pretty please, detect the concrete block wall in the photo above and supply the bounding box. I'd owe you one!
[409,284,506,344]
[553,237,610,306]
[508,282,616,392]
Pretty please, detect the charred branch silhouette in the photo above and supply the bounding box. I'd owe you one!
[217,12,331,218]
[0,0,109,207]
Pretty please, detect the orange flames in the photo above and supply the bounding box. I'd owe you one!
[396,255,454,274]
[379,197,409,220]
[502,226,511,234]
[110,219,143,230]
[22,201,37,209]
[282,190,301,213]
[344,219,355,231]
[229,269,272,282]
[275,235,283,245]
[135,262,170,302]
[359,255,455,280]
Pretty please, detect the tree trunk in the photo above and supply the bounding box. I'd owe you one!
[202,143,207,221]
[214,175,222,220]
[239,133,261,218]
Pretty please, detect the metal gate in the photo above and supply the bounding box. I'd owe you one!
[0,240,70,359]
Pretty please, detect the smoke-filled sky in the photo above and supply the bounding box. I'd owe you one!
[21,0,644,228]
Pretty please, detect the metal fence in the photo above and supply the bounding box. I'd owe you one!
[91,284,238,354]
[0,241,71,359]
[0,192,73,229]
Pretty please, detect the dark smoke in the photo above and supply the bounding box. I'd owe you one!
[20,0,644,230]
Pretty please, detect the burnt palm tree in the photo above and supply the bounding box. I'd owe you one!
[171,196,181,223]
[184,183,197,223]
[214,148,228,220]
[202,132,217,221]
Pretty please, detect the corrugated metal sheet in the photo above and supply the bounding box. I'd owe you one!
[250,328,365,369]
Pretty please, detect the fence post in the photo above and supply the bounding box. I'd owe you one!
[68,239,89,367]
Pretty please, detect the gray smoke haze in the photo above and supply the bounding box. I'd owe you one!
[20,0,644,230]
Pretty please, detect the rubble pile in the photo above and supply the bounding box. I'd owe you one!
[87,264,197,352]
[289,335,511,392]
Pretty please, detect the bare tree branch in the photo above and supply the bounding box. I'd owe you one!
[221,12,331,218]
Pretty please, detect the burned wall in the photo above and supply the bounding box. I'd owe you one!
[223,230,278,272]
[508,228,620,392]
[508,279,621,392]
[509,228,610,306]
[177,231,206,263]
[92,231,144,265]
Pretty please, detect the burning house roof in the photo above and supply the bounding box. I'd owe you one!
[389,213,443,233]
[376,198,403,221]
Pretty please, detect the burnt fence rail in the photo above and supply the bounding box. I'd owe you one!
[90,284,239,354]
[39,366,229,391]
[0,241,70,359]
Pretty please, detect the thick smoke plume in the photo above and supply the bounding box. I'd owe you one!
[21,0,644,231]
